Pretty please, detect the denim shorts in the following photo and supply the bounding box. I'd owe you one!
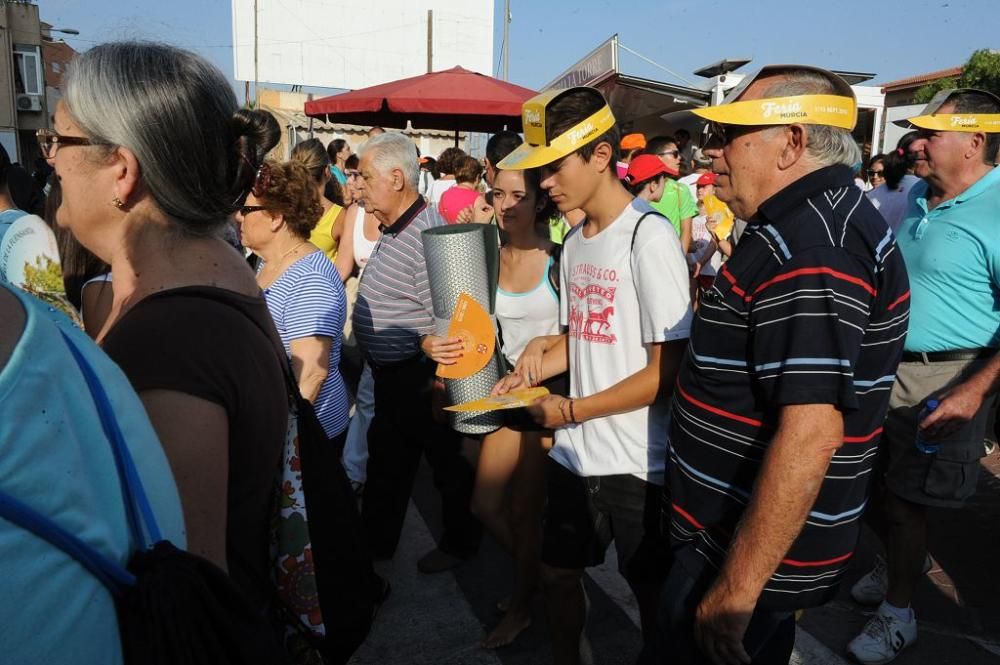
[541,458,669,583]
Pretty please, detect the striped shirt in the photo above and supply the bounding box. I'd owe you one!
[353,196,439,366]
[668,165,910,610]
[263,250,350,439]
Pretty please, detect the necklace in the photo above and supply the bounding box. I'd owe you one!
[260,242,308,287]
[276,241,308,265]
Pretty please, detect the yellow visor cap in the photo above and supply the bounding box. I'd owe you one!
[692,94,857,130]
[498,88,617,170]
[905,114,1000,132]
[898,88,1000,133]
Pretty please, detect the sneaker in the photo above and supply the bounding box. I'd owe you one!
[850,554,933,605]
[847,603,917,664]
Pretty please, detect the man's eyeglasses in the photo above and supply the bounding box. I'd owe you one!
[36,128,108,158]
[704,122,762,148]
[657,150,680,158]
[239,205,270,217]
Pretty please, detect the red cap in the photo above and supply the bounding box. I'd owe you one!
[696,172,718,186]
[624,154,671,186]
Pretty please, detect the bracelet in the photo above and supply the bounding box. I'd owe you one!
[568,399,577,424]
[558,399,570,426]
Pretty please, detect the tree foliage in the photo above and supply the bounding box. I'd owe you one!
[913,49,1000,103]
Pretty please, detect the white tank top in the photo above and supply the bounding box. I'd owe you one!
[495,255,560,364]
[352,205,378,271]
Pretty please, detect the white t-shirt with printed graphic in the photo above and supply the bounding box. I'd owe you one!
[552,198,693,483]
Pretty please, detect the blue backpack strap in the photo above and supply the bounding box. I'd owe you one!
[59,330,162,547]
[0,490,135,593]
[0,328,160,597]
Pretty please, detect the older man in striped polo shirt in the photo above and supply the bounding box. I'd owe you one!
[353,132,480,573]
[645,66,910,664]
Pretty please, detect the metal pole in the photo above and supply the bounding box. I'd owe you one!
[426,10,433,73]
[502,0,510,81]
[253,0,259,106]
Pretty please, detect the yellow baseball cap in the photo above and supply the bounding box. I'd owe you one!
[497,87,617,170]
[691,65,857,131]
[896,88,1000,133]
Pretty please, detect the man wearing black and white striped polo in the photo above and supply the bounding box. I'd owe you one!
[353,132,481,573]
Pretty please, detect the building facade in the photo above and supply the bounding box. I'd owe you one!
[0,1,48,164]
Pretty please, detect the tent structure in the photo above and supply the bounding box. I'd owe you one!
[304,66,537,134]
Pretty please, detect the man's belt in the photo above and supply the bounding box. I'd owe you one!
[901,348,997,363]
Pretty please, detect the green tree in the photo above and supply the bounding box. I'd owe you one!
[913,49,1000,103]
[959,49,1000,96]
[914,77,958,104]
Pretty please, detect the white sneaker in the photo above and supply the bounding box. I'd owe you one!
[850,555,933,605]
[847,603,917,664]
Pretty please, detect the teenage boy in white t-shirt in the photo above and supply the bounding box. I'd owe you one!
[495,87,692,665]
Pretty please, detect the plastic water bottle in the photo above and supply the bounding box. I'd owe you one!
[915,399,940,454]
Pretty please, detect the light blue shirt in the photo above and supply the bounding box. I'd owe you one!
[0,284,185,665]
[330,164,348,186]
[896,166,1000,352]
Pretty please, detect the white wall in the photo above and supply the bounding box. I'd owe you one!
[883,104,923,153]
[232,0,493,90]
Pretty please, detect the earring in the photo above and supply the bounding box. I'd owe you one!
[112,197,125,210]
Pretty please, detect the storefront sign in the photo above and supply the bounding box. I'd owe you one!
[544,35,618,91]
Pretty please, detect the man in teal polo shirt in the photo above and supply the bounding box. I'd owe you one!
[848,88,1000,664]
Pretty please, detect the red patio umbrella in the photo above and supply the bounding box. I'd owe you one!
[303,66,536,133]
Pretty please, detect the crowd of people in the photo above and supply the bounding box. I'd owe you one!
[1,39,999,665]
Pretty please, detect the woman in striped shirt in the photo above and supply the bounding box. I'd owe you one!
[238,160,351,444]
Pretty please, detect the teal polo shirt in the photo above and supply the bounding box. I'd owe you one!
[895,166,1000,352]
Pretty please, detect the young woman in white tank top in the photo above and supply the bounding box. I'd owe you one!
[352,204,378,271]
[468,168,564,648]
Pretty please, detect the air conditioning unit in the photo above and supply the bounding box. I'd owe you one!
[16,94,42,112]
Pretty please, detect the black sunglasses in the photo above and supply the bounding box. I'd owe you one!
[239,205,270,217]
[867,169,885,178]
[657,149,680,158]
[705,122,764,147]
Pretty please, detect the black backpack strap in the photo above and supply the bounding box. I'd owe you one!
[547,243,562,296]
[630,210,670,292]
[631,210,667,253]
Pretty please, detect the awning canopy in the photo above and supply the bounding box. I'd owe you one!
[542,35,710,130]
[591,73,710,126]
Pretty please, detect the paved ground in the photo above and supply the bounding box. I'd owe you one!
[349,448,1000,664]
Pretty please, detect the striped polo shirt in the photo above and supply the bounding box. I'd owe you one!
[353,196,439,366]
[263,250,350,439]
[668,165,910,610]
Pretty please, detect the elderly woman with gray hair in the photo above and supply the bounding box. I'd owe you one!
[46,41,288,618]
[352,132,481,573]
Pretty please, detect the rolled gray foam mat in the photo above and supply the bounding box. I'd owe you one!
[422,223,503,435]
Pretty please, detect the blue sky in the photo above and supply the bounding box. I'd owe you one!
[42,0,996,96]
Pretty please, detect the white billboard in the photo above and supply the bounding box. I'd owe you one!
[232,0,494,90]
